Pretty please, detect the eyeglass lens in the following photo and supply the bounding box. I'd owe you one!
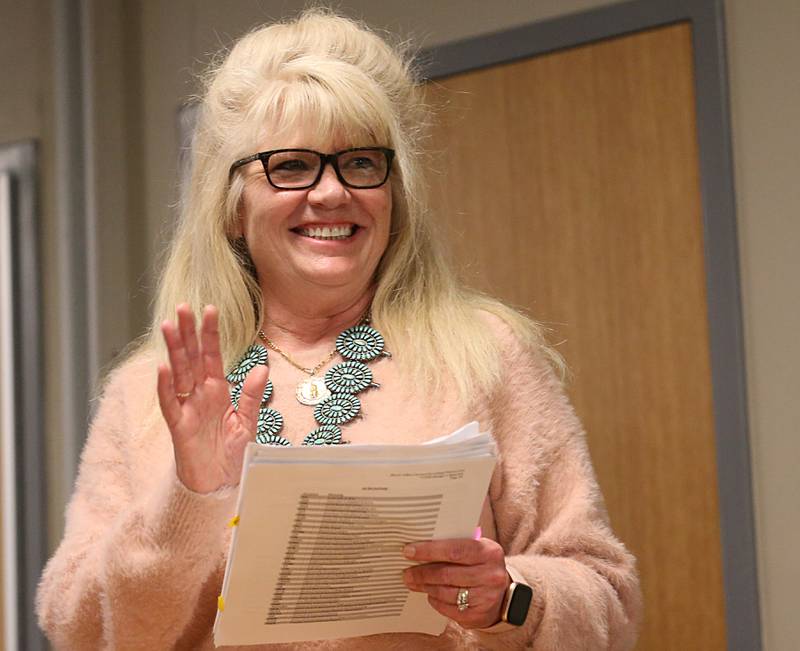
[265,149,389,189]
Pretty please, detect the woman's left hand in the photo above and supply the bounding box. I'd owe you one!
[402,537,511,629]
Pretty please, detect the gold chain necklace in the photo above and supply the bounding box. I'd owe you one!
[258,330,337,375]
[257,312,371,406]
[257,330,336,405]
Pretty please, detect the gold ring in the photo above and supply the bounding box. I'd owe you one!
[456,587,469,611]
[176,391,193,399]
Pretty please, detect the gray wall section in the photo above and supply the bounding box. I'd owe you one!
[0,141,48,650]
[420,1,759,650]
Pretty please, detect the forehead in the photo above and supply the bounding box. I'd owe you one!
[255,119,381,153]
[247,83,390,153]
[239,71,394,155]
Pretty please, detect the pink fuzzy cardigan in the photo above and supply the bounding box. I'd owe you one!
[37,316,641,649]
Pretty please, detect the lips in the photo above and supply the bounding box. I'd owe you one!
[294,224,358,240]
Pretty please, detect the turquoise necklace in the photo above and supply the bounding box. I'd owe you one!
[225,323,390,446]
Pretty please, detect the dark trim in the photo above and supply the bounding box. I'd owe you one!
[420,2,760,650]
[0,140,47,650]
[53,0,91,486]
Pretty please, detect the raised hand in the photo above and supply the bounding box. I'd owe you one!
[156,304,269,494]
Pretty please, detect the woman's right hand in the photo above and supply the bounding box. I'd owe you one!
[156,304,269,494]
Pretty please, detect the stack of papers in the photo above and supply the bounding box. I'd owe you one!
[214,422,497,646]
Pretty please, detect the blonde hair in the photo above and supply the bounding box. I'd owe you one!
[146,8,562,402]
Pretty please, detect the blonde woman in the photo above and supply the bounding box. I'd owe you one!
[37,10,641,650]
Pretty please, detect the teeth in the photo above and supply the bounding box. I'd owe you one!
[299,224,354,240]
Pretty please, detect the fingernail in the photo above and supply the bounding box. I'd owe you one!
[403,544,416,559]
[473,526,482,540]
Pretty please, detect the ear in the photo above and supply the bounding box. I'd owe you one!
[228,191,246,239]
[229,213,244,239]
[230,236,257,278]
[226,174,249,239]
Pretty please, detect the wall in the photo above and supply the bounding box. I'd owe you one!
[0,0,63,580]
[724,1,800,648]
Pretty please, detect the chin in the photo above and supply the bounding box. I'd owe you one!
[299,263,374,290]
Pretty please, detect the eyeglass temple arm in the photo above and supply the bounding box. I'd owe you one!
[229,154,261,178]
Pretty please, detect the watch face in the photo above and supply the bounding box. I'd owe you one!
[507,583,533,626]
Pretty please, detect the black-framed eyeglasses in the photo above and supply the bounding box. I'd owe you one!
[229,147,395,190]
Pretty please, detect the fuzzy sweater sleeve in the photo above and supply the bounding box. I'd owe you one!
[472,325,642,650]
[36,357,236,650]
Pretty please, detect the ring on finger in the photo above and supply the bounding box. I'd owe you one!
[176,390,193,398]
[456,587,469,612]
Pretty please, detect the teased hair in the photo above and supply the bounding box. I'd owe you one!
[145,8,562,403]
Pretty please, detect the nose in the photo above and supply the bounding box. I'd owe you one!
[307,163,350,208]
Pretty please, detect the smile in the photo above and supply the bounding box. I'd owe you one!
[295,224,357,240]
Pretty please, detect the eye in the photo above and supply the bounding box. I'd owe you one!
[340,151,383,173]
[270,157,312,173]
[348,156,377,170]
[266,151,320,186]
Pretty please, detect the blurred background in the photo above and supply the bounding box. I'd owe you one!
[1,1,798,649]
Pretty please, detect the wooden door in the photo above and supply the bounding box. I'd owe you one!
[427,23,726,650]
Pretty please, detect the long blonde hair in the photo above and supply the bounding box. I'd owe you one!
[146,8,562,402]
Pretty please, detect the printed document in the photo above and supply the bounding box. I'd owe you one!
[213,422,496,646]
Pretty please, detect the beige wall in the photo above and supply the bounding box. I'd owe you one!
[0,1,53,143]
[725,1,800,649]
[0,0,64,573]
[1,0,797,648]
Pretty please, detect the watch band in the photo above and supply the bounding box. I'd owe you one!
[501,581,533,626]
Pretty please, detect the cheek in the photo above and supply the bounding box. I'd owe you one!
[237,189,261,238]
[377,189,393,232]
[238,186,297,239]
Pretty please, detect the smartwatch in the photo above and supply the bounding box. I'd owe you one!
[500,581,533,626]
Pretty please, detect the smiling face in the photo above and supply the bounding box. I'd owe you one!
[235,129,393,302]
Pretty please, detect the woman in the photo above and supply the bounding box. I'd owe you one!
[37,9,641,650]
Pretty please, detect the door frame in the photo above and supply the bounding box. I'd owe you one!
[0,140,47,651]
[421,1,758,649]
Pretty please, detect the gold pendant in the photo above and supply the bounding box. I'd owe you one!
[295,377,331,406]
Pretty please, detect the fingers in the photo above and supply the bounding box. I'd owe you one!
[156,363,182,429]
[404,538,502,566]
[177,304,205,386]
[200,306,225,379]
[236,364,270,427]
[161,305,200,396]
[403,561,496,588]
[404,576,504,629]
[401,537,509,628]
[426,594,496,628]
[161,319,195,397]
[225,364,269,465]
[404,582,492,608]
[161,304,223,395]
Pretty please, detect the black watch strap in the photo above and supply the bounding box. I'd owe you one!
[501,581,533,626]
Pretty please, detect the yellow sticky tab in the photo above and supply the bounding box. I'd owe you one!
[217,595,225,611]
[228,515,240,528]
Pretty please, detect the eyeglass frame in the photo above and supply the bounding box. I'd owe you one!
[228,146,395,190]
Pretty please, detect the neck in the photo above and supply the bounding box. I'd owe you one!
[260,282,374,348]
